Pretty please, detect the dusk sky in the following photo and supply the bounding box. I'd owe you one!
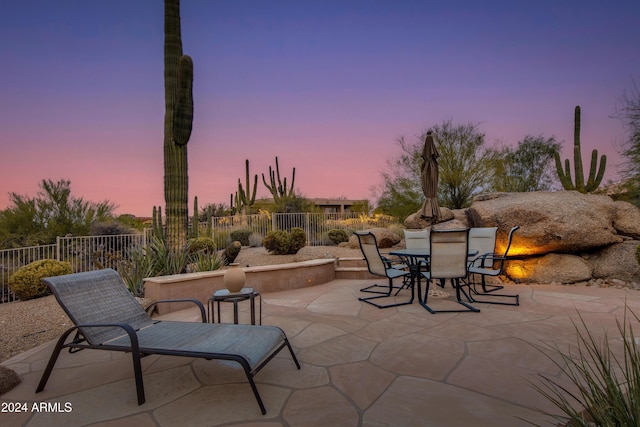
[1,0,639,216]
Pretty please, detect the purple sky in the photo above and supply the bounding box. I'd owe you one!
[1,0,638,216]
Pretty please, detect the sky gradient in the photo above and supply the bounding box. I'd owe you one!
[1,0,639,216]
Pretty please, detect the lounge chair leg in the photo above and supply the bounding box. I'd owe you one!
[131,348,145,405]
[36,328,75,393]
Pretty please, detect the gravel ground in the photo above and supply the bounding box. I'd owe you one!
[0,245,365,363]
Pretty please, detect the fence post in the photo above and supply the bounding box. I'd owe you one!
[56,236,61,261]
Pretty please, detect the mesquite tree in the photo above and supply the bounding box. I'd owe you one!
[163,0,193,253]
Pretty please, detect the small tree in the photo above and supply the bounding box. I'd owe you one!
[614,81,640,205]
[430,120,498,209]
[0,179,116,249]
[493,135,562,192]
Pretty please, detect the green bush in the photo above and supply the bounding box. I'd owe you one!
[289,227,306,253]
[188,237,216,254]
[327,229,349,245]
[230,229,252,246]
[9,259,72,300]
[262,228,307,255]
[263,230,290,255]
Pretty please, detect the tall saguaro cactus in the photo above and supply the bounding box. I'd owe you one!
[262,156,296,205]
[554,105,606,193]
[237,159,258,215]
[164,0,194,252]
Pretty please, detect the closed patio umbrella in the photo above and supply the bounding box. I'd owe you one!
[420,131,441,221]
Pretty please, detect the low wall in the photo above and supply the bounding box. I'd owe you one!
[144,259,338,314]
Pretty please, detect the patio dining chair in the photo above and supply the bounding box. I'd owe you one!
[403,228,430,250]
[355,231,413,309]
[419,228,479,313]
[468,226,499,284]
[466,226,520,306]
[36,268,300,415]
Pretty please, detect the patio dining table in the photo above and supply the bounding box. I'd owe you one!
[389,248,479,312]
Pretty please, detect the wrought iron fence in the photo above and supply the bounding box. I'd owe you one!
[212,212,400,248]
[0,232,151,303]
[1,244,57,303]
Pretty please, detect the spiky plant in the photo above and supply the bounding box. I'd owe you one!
[163,0,194,253]
[529,308,640,426]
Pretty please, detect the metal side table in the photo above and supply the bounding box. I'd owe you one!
[208,287,262,325]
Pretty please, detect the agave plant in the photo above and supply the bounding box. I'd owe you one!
[529,307,640,426]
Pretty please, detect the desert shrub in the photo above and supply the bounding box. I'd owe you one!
[9,259,72,300]
[289,227,306,253]
[327,229,349,245]
[90,220,133,236]
[263,230,290,255]
[263,228,306,255]
[188,237,216,254]
[230,229,252,246]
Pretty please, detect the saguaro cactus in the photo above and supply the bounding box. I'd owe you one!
[262,156,296,205]
[164,0,194,252]
[554,105,606,193]
[237,159,257,215]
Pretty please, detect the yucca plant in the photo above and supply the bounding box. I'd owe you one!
[529,308,640,426]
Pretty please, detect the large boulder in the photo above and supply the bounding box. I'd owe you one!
[467,191,624,256]
[584,240,640,283]
[404,207,455,229]
[505,253,592,284]
[348,227,401,249]
[613,201,640,239]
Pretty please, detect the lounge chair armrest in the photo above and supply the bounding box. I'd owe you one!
[145,299,207,322]
[68,322,140,348]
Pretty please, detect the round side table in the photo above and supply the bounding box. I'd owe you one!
[208,287,262,325]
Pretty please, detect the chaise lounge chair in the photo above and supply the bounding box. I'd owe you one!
[35,268,300,415]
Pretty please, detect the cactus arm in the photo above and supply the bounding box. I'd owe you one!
[191,196,199,238]
[173,55,194,146]
[288,167,296,197]
[585,152,607,192]
[554,151,575,190]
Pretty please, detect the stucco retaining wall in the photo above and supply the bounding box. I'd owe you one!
[144,259,338,314]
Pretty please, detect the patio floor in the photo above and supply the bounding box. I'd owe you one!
[2,278,639,427]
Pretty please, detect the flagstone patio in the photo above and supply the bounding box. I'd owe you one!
[2,278,639,427]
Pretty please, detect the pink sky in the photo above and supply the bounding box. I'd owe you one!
[1,1,638,216]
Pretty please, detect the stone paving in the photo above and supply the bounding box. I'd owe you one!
[2,279,639,427]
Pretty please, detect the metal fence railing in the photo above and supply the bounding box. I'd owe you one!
[56,233,150,273]
[211,212,400,248]
[1,244,57,303]
[0,213,399,302]
[0,232,151,303]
